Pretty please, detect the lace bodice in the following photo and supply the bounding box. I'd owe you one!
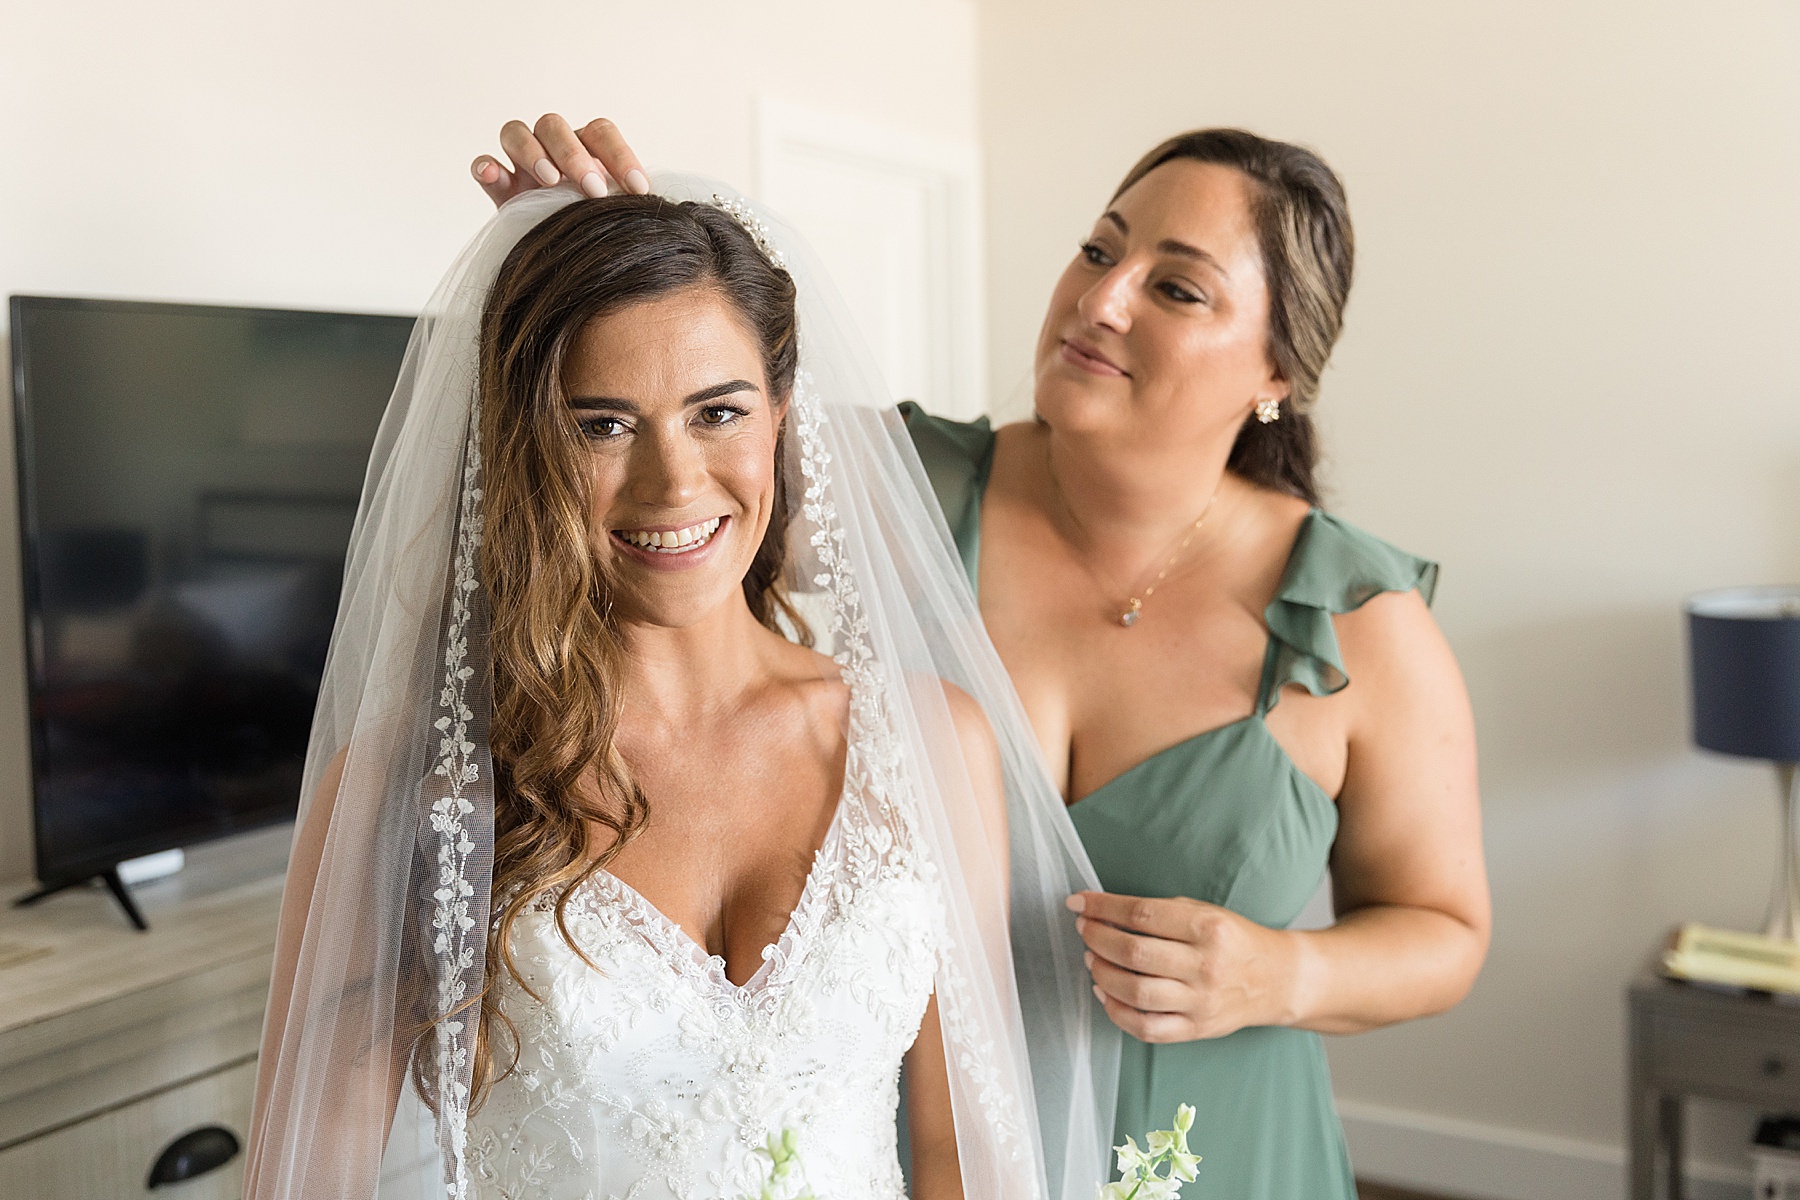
[466,709,947,1200]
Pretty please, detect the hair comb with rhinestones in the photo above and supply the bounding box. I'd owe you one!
[707,193,789,270]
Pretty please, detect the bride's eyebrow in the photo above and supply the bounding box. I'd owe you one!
[565,380,761,411]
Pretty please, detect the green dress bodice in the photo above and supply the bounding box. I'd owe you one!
[900,403,1439,1199]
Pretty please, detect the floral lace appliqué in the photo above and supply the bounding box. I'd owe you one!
[430,393,487,1198]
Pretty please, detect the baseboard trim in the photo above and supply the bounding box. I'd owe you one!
[1338,1099,1752,1200]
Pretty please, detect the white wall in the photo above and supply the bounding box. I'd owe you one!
[978,0,1800,1194]
[11,1,1800,1191]
[0,0,981,885]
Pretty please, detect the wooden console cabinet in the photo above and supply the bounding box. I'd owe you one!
[0,828,286,1198]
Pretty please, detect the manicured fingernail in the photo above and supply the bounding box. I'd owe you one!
[533,158,559,186]
[625,168,649,195]
[1083,951,1095,969]
[1093,984,1105,1002]
[580,171,605,198]
[1065,894,1086,913]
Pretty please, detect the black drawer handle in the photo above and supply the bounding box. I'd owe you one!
[147,1125,240,1188]
[1763,1055,1787,1078]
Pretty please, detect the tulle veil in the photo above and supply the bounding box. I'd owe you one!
[244,173,1119,1200]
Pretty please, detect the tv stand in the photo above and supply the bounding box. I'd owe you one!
[0,826,285,1196]
[13,867,149,932]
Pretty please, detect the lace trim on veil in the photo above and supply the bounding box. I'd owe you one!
[790,372,1026,1159]
[711,194,1027,1152]
[429,396,485,1199]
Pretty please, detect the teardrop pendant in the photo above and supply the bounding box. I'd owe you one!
[1119,598,1143,628]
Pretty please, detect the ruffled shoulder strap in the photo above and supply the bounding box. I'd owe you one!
[1257,510,1439,715]
[898,401,997,590]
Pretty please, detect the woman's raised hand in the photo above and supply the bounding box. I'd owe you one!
[471,114,650,207]
[1068,891,1307,1043]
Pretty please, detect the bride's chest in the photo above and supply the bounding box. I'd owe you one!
[502,863,943,1070]
[470,857,941,1200]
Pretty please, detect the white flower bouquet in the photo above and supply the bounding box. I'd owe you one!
[748,1129,816,1200]
[745,1105,1201,1200]
[1098,1104,1201,1200]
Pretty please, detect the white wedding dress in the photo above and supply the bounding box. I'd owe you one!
[466,676,951,1200]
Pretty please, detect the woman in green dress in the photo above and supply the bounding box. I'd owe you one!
[472,120,1490,1199]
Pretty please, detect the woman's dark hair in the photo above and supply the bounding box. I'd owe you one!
[1113,129,1354,506]
[458,195,800,1108]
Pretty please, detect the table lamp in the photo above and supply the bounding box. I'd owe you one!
[1687,585,1800,942]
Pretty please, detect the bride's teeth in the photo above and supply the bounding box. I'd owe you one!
[619,517,721,552]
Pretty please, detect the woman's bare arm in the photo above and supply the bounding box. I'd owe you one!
[903,994,966,1200]
[1290,588,1489,1033]
[245,746,418,1197]
[1078,588,1488,1042]
[943,679,1010,894]
[245,748,351,1195]
[893,681,1010,1196]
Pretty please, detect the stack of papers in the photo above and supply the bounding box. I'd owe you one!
[1663,923,1800,994]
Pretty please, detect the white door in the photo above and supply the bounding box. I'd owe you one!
[756,99,986,420]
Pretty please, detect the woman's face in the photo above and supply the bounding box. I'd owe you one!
[561,286,784,629]
[1033,159,1288,448]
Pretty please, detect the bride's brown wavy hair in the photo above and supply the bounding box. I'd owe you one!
[467,195,799,1106]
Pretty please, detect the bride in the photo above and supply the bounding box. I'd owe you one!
[244,179,1115,1199]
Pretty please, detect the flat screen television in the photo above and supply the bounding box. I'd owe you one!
[9,296,412,925]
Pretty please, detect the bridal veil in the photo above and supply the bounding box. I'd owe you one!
[244,175,1118,1200]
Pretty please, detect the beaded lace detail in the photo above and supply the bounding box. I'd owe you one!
[465,669,945,1198]
[430,395,487,1198]
[789,374,1024,1158]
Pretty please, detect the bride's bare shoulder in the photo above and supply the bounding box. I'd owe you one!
[757,629,852,731]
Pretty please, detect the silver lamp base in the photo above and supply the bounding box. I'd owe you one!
[1766,762,1800,943]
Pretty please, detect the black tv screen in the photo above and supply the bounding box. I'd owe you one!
[9,296,412,888]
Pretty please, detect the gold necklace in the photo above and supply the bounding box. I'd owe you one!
[1050,471,1222,628]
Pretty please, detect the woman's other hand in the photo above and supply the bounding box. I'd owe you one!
[1068,891,1303,1042]
[471,114,649,206]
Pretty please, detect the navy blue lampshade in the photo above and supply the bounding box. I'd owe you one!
[1687,586,1800,762]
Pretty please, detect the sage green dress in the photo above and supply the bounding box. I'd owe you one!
[900,404,1439,1200]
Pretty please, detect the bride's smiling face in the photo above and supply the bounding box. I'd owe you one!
[562,286,785,628]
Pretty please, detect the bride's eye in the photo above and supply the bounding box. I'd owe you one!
[578,415,630,441]
[697,404,749,428]
[1079,241,1114,268]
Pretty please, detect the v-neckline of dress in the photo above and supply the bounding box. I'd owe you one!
[1066,713,1331,810]
[584,780,851,999]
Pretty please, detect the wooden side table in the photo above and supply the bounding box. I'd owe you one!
[1629,970,1800,1199]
